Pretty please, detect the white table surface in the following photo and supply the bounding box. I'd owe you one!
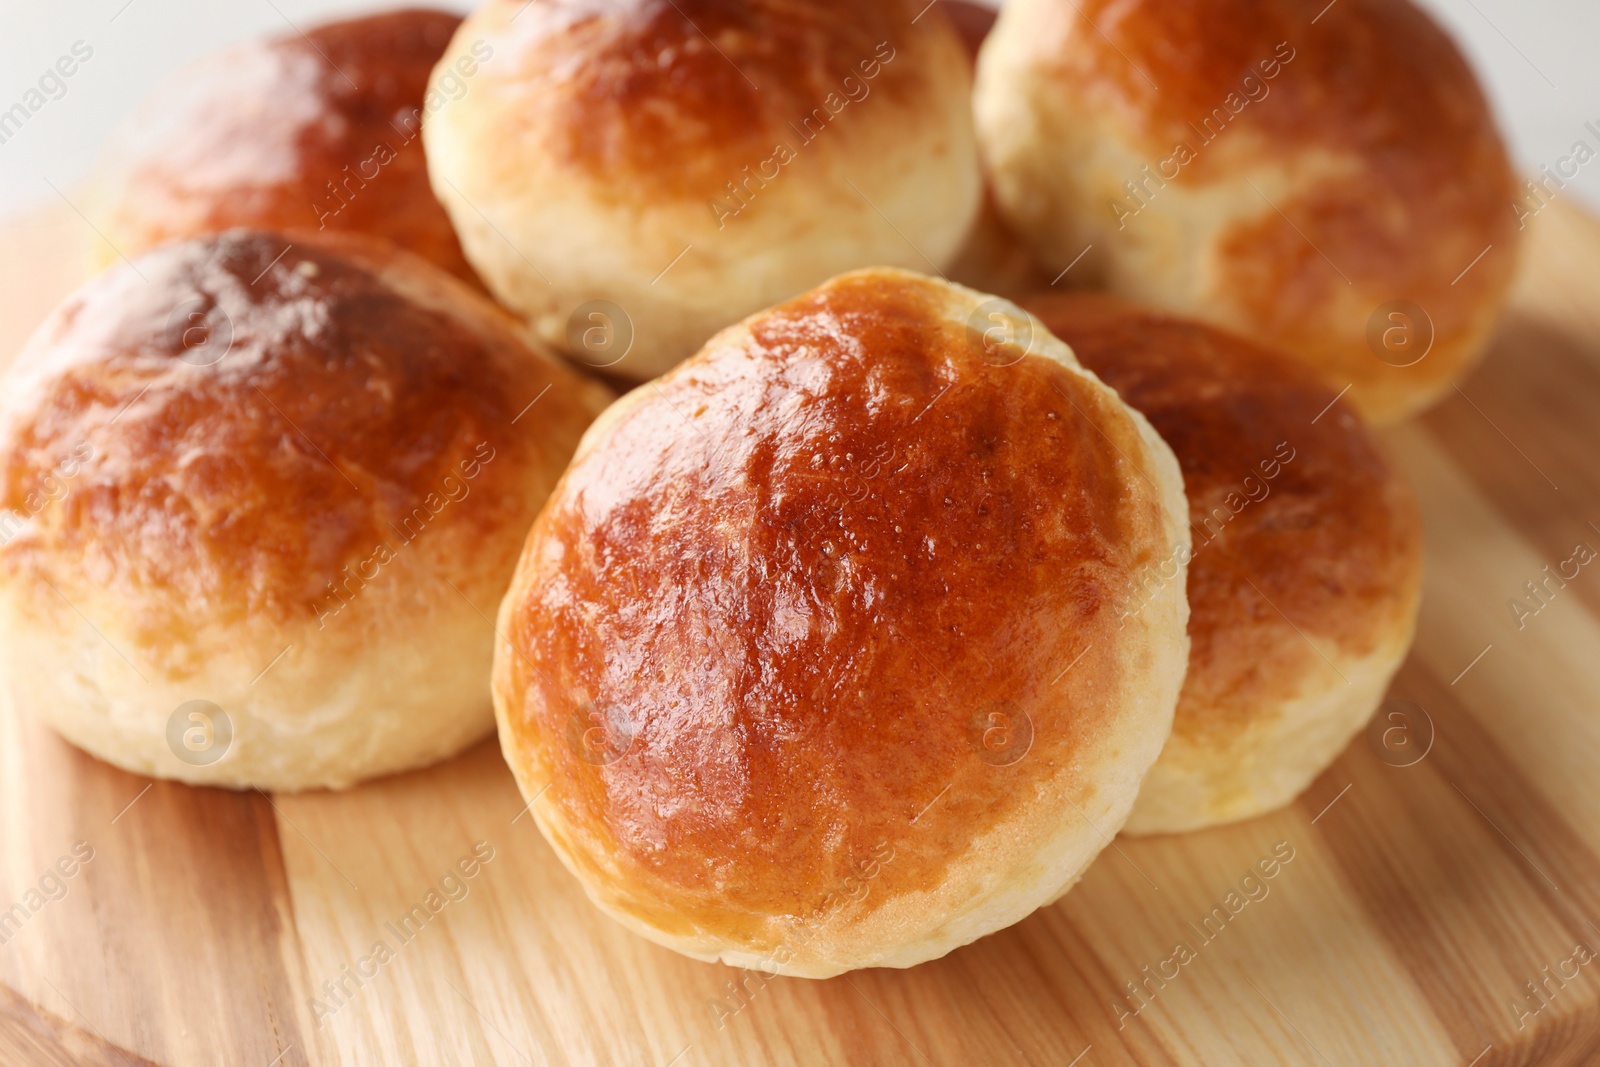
[0,0,1595,216]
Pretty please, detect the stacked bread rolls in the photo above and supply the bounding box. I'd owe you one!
[0,0,1517,974]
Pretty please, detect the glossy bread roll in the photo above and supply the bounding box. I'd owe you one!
[426,0,982,381]
[93,9,480,283]
[493,268,1190,976]
[1028,293,1423,834]
[976,0,1519,423]
[0,231,611,791]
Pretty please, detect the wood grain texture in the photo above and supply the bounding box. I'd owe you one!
[0,196,1597,1066]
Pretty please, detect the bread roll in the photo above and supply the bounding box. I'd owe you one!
[425,0,982,381]
[976,0,1519,423]
[93,9,480,284]
[1027,293,1423,834]
[493,268,1189,976]
[0,231,611,791]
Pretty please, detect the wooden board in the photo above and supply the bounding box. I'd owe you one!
[3,193,1600,1067]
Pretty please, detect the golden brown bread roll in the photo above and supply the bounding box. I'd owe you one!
[425,0,983,381]
[92,9,480,284]
[1027,292,1423,834]
[976,0,1520,423]
[493,268,1190,976]
[0,230,611,790]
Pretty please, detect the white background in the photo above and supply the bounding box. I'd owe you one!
[0,0,1595,217]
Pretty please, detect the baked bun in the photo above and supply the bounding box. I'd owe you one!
[1027,293,1422,834]
[976,0,1519,423]
[0,231,611,791]
[425,0,982,382]
[493,268,1190,976]
[93,9,480,284]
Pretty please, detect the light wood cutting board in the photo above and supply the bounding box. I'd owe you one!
[1,192,1599,1066]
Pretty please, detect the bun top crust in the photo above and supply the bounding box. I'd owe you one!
[96,9,478,282]
[0,231,607,653]
[456,0,962,204]
[1027,293,1421,740]
[1033,0,1495,167]
[495,269,1187,968]
[1081,0,1514,298]
[1003,0,1515,245]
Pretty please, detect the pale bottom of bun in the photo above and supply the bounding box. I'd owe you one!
[1122,640,1408,836]
[0,596,497,792]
